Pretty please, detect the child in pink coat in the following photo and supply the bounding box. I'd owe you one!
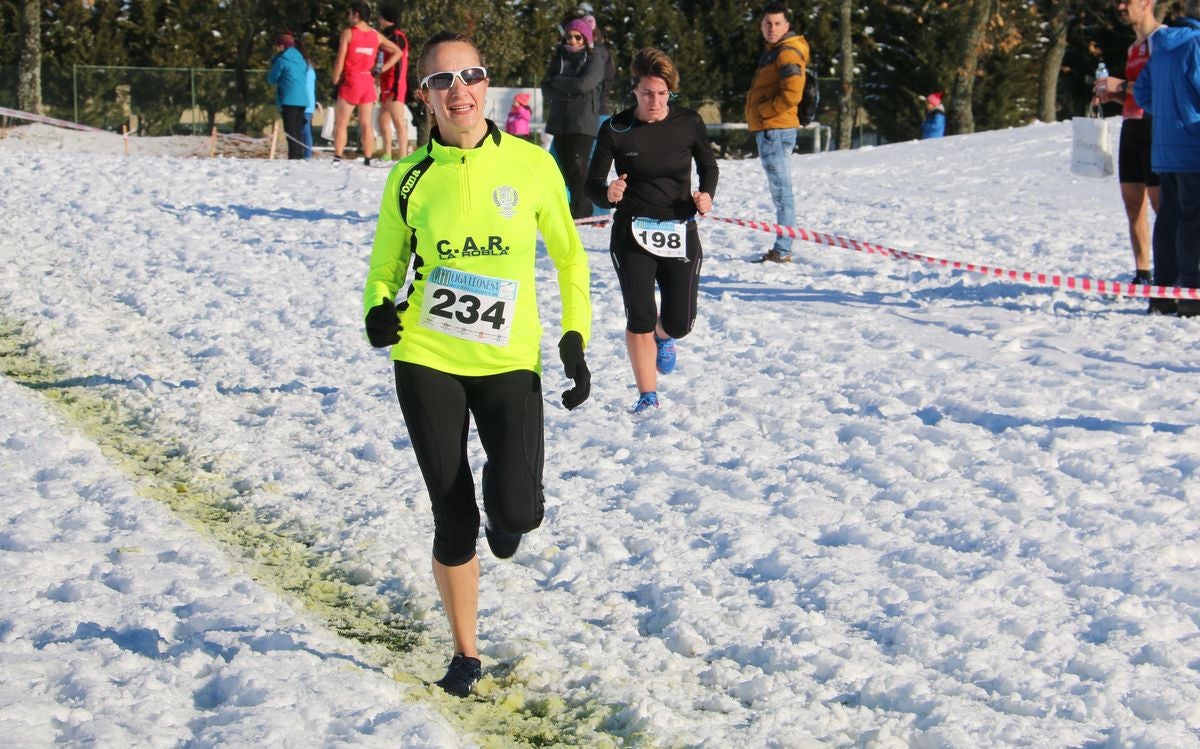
[505,92,532,137]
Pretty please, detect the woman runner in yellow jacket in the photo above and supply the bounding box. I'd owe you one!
[362,31,591,698]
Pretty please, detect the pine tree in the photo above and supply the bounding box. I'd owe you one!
[672,0,760,121]
[0,0,1170,142]
[858,2,959,143]
[971,0,1041,131]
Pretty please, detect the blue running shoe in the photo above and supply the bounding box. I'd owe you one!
[655,334,676,374]
[631,391,659,415]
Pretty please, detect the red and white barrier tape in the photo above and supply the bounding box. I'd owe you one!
[218,132,269,143]
[574,215,611,227]
[0,107,276,145]
[706,214,1200,300]
[0,105,111,134]
[575,212,1197,300]
[0,108,1186,301]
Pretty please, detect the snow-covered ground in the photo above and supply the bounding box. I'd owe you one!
[2,119,1199,748]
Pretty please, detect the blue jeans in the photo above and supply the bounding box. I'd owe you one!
[756,128,797,253]
[302,112,313,159]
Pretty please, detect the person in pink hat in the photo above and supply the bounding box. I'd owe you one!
[921,91,945,139]
[505,91,533,138]
[541,17,606,218]
[579,14,617,118]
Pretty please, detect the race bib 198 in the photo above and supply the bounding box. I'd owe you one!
[632,218,687,258]
[419,266,518,347]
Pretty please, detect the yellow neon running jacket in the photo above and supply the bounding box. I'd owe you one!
[363,123,591,377]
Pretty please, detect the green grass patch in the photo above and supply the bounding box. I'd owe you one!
[0,316,645,748]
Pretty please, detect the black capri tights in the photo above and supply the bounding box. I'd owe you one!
[609,214,703,337]
[393,362,545,566]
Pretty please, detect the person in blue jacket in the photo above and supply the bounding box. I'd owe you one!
[267,32,310,160]
[921,92,946,139]
[1134,0,1200,316]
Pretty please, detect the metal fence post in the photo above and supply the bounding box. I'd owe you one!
[73,64,78,125]
[190,67,197,135]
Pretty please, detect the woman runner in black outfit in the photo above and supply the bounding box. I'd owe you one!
[585,48,718,414]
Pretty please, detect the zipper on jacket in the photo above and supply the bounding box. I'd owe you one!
[461,155,471,215]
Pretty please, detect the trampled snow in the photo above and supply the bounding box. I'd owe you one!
[1,119,1199,747]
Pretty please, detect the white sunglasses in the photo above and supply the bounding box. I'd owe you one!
[419,66,488,91]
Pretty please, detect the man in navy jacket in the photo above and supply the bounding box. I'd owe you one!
[1134,0,1200,315]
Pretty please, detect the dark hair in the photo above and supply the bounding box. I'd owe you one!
[349,1,371,21]
[762,1,790,18]
[416,31,484,77]
[630,48,679,92]
[380,5,399,24]
[294,34,312,65]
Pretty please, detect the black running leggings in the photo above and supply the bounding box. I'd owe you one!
[609,214,703,337]
[393,362,545,566]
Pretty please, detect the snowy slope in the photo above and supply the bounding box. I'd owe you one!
[1,119,1199,748]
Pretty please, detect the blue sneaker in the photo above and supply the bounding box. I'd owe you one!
[631,391,659,415]
[654,335,676,374]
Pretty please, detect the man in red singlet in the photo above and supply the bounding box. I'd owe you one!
[1094,0,1165,288]
[332,1,402,164]
[376,5,410,161]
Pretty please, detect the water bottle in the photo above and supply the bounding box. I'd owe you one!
[1094,62,1109,104]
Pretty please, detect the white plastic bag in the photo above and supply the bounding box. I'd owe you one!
[1071,113,1114,178]
[319,106,335,143]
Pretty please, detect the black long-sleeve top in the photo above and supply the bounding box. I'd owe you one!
[585,103,719,222]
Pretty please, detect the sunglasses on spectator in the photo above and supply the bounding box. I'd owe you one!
[419,66,488,91]
[564,33,585,42]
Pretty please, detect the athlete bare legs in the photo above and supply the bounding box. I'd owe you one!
[433,557,479,660]
[358,101,376,160]
[626,320,671,395]
[334,99,354,158]
[379,99,409,159]
[1121,181,1160,276]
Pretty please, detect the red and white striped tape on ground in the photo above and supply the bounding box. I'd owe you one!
[574,215,611,227]
[218,132,269,144]
[0,105,111,134]
[0,106,269,144]
[0,107,1187,301]
[575,212,1199,301]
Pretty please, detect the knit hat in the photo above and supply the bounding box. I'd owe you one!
[564,19,593,46]
[277,32,295,49]
[927,92,943,107]
[513,92,531,106]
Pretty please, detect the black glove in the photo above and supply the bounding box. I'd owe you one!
[365,298,402,348]
[558,331,590,410]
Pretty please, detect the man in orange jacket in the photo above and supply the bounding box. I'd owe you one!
[746,1,809,264]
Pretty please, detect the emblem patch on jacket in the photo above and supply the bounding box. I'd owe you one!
[492,186,519,219]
